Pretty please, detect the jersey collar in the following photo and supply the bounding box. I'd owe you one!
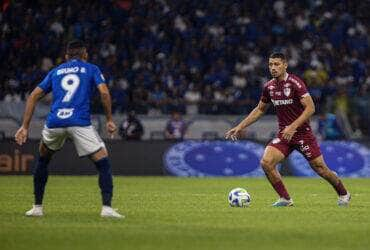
[284,73,289,81]
[276,73,289,85]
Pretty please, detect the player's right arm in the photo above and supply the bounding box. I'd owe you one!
[97,83,117,138]
[15,87,45,145]
[225,101,269,140]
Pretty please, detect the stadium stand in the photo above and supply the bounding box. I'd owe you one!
[0,0,369,136]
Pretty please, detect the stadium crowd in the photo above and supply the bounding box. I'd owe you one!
[0,0,369,134]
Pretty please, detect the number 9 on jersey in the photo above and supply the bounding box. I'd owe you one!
[61,74,80,102]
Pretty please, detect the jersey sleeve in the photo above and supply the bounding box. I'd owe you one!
[93,66,106,86]
[37,71,53,93]
[260,84,271,103]
[292,76,309,98]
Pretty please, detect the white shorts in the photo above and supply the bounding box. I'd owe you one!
[41,126,105,157]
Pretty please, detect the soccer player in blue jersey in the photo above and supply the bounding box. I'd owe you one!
[15,40,123,218]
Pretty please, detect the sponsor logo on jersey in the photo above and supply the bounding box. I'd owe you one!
[57,108,74,119]
[271,99,293,106]
[283,87,291,97]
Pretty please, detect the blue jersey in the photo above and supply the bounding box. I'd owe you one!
[38,59,106,128]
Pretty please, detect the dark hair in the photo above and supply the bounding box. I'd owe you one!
[66,40,86,58]
[269,52,286,61]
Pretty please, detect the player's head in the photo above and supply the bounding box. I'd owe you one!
[268,52,288,79]
[66,40,88,61]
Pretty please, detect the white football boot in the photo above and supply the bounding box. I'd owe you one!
[338,192,351,206]
[101,206,124,219]
[272,197,294,207]
[25,205,43,217]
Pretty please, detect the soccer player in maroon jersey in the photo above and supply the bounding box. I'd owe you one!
[225,52,351,206]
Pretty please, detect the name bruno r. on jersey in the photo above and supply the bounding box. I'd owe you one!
[56,66,86,75]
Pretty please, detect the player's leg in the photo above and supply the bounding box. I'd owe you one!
[69,126,123,218]
[260,143,293,206]
[33,142,54,203]
[296,135,350,206]
[90,147,124,218]
[309,156,350,206]
[89,148,114,209]
[26,127,66,216]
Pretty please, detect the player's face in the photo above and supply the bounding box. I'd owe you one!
[268,58,287,79]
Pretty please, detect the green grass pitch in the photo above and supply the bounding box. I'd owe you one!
[0,176,369,250]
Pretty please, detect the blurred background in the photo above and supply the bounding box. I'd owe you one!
[0,0,369,177]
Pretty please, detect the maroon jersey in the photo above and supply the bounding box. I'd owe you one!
[260,73,312,135]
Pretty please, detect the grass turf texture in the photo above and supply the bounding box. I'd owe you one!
[0,176,369,250]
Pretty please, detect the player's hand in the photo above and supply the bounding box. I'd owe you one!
[282,125,296,141]
[15,126,28,145]
[225,126,243,141]
[106,120,117,139]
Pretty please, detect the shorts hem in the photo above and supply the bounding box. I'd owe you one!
[267,144,289,158]
[78,146,105,158]
[40,140,60,152]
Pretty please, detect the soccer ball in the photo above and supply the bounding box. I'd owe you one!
[228,188,251,207]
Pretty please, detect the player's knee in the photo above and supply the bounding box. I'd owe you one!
[91,148,108,162]
[311,162,329,177]
[260,158,274,171]
[39,142,53,159]
[314,166,325,176]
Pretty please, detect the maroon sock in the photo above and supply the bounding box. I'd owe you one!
[333,180,347,196]
[272,181,290,200]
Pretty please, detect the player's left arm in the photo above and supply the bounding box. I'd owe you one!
[15,87,45,145]
[282,94,315,141]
